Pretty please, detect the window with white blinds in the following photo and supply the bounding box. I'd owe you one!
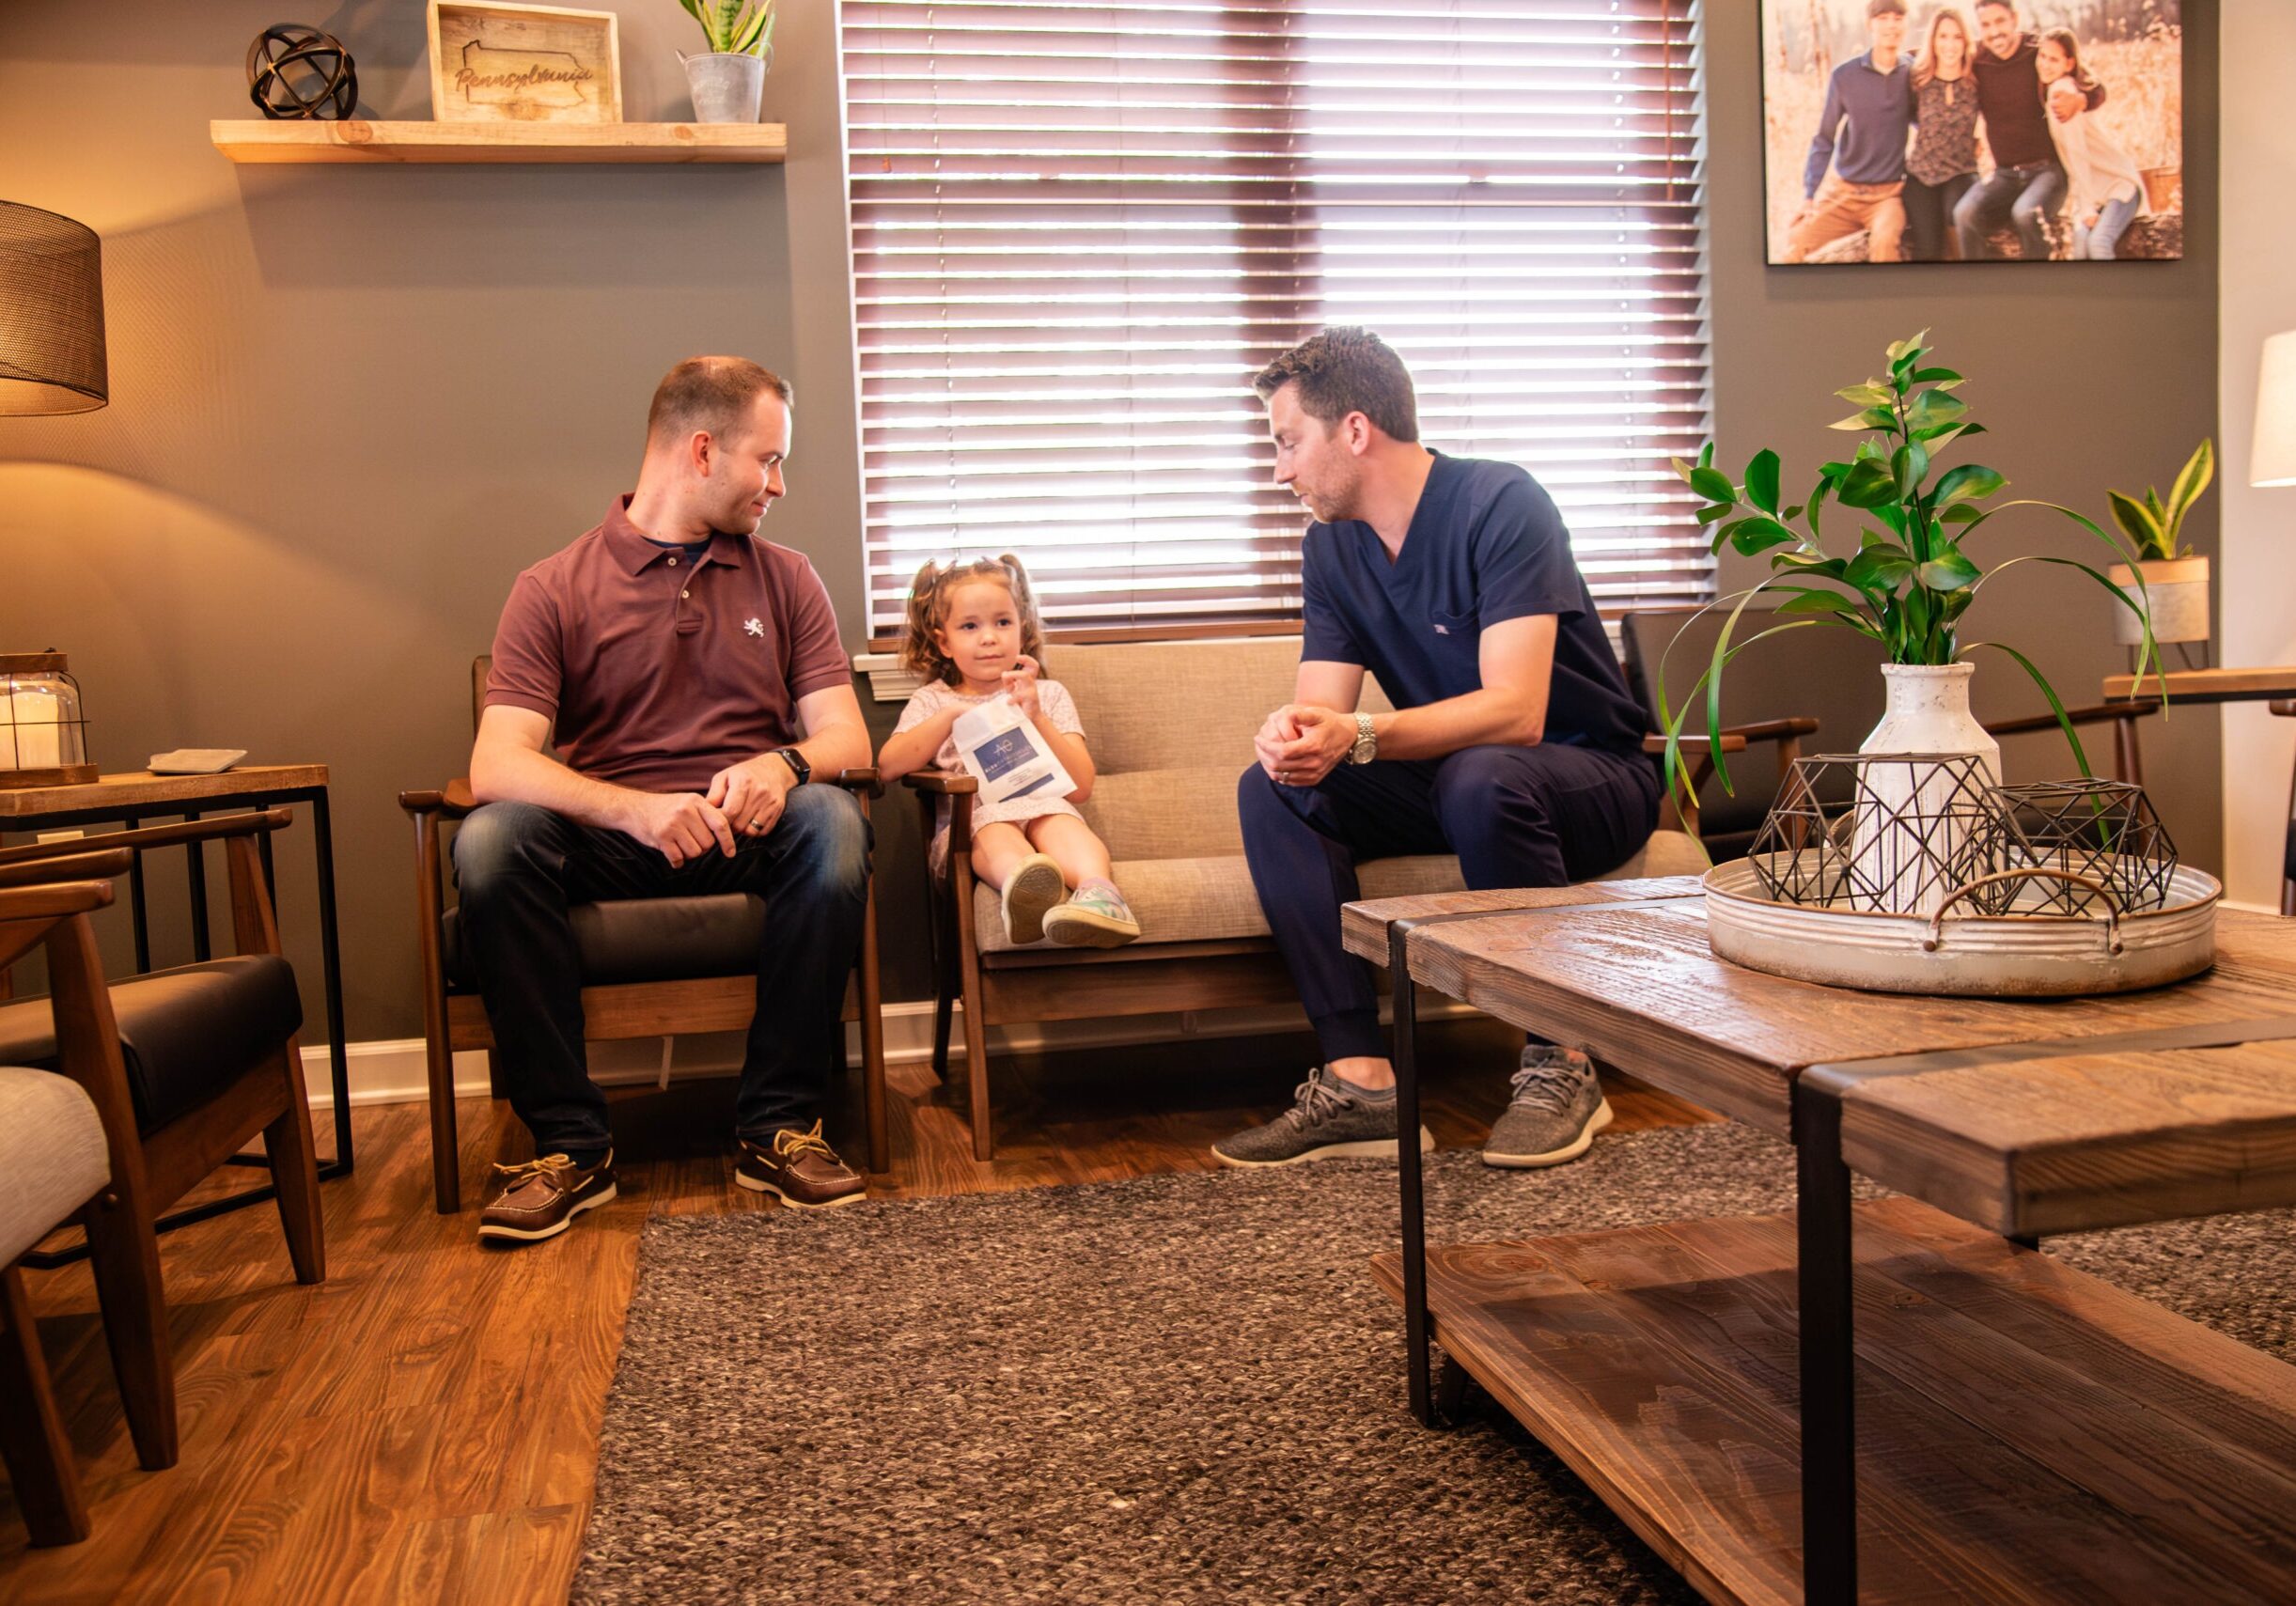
[840,0,1711,643]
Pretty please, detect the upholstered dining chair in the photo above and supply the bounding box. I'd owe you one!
[0,820,321,1543]
[0,816,326,1468]
[0,857,151,1547]
[399,656,890,1214]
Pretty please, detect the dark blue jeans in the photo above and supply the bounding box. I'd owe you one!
[452,786,872,1155]
[1239,744,1660,1063]
[1954,160,2067,260]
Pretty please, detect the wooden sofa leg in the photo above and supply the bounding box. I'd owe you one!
[0,1263,89,1546]
[262,1039,326,1286]
[859,890,890,1177]
[950,855,993,1162]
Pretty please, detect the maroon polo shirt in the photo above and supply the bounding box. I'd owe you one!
[484,496,851,795]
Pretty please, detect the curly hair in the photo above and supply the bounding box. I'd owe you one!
[898,554,1047,687]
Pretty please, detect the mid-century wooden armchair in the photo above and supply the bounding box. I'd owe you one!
[399,657,889,1214]
[2274,698,2296,917]
[0,816,326,1531]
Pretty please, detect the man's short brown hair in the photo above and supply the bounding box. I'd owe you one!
[1250,328,1419,443]
[647,356,793,446]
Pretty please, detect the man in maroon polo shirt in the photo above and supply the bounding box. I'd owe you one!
[457,356,876,1244]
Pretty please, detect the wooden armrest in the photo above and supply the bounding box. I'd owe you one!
[902,770,980,796]
[2271,700,2296,719]
[830,767,884,799]
[0,807,293,867]
[1722,717,1821,741]
[0,880,117,920]
[398,780,478,819]
[0,849,134,889]
[1983,698,2161,739]
[1644,733,1749,756]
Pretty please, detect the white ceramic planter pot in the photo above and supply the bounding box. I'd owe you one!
[682,50,766,124]
[2105,555,2210,647]
[1848,663,2002,916]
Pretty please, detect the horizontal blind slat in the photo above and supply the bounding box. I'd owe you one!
[843,0,1710,638]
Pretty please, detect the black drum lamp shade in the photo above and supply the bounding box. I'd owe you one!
[0,201,107,415]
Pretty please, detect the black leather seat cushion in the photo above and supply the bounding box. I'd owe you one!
[0,956,303,1137]
[441,894,767,991]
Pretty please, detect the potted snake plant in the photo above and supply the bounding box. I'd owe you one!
[677,0,775,124]
[2104,440,2214,649]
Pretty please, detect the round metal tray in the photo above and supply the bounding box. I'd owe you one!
[1702,859,2222,997]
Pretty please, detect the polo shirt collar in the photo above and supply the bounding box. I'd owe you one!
[601,494,742,574]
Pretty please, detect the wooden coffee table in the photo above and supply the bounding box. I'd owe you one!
[1348,881,2296,1605]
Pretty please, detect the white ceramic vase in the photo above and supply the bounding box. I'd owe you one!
[682,50,766,123]
[1848,663,2001,915]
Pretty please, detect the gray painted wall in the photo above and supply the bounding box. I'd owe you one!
[0,2,2222,1042]
[1702,3,2222,871]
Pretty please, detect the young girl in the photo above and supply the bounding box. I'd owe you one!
[880,555,1140,948]
[2037,27,2147,261]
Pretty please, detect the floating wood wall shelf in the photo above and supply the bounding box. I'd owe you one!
[209,119,787,164]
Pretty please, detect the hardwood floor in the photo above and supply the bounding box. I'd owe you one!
[0,1019,1710,1603]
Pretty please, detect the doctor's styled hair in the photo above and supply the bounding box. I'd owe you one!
[899,554,1047,687]
[1251,327,1419,444]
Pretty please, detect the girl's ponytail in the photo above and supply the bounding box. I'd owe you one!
[900,559,949,683]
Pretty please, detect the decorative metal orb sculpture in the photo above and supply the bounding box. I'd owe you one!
[247,23,357,121]
[1975,780,2179,916]
[1749,753,2003,915]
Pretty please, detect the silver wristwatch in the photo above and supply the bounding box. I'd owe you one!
[1347,712,1379,765]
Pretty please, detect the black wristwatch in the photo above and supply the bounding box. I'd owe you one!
[773,747,811,786]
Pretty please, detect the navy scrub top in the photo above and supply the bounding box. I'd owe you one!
[1299,451,1648,756]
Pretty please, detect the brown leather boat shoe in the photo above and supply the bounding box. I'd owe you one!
[735,1121,866,1209]
[476,1150,617,1243]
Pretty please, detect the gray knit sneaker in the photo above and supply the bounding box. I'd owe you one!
[1211,1067,1435,1168]
[1482,1046,1612,1169]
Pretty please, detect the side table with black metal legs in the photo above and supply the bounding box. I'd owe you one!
[0,766,351,1265]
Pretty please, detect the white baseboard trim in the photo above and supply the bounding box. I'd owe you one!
[301,994,1483,1111]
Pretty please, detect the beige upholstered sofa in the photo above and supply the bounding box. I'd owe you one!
[906,634,1713,1159]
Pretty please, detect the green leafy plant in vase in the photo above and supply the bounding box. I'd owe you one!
[676,0,777,124]
[1658,331,2162,913]
[2104,440,2215,649]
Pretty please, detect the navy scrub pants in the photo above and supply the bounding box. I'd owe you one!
[1239,743,1661,1064]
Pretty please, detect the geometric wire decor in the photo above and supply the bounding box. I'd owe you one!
[1750,753,2004,916]
[1976,780,2179,915]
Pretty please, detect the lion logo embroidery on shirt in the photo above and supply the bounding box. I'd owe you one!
[744,617,765,638]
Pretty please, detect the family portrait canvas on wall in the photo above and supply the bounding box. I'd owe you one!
[1762,0,2183,263]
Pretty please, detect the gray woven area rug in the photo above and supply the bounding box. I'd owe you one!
[574,1123,2295,1605]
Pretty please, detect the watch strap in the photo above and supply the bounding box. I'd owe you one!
[773,747,810,785]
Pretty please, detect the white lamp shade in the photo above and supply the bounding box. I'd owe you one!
[2256,330,2296,488]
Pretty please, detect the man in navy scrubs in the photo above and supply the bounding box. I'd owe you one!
[1215,329,1658,1171]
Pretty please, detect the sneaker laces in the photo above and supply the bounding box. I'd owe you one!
[1066,884,1132,919]
[1283,1069,1354,1130]
[1508,1053,1591,1115]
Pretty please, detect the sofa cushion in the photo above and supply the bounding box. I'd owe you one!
[442,894,768,990]
[0,957,303,1138]
[968,830,1710,956]
[974,853,1466,955]
[0,1066,109,1267]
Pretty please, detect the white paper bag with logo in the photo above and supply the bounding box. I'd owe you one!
[950,693,1076,808]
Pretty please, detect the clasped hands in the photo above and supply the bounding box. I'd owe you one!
[624,752,798,868]
[1256,703,1359,788]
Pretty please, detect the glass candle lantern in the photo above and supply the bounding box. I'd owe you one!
[0,652,97,787]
